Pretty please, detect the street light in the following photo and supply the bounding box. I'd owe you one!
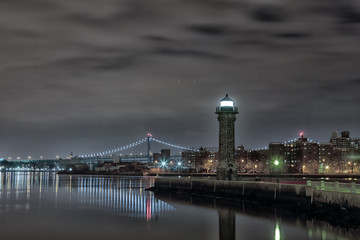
[177,161,182,173]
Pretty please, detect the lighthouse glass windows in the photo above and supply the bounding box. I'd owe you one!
[220,100,233,107]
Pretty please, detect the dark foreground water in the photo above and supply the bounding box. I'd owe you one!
[0,172,358,240]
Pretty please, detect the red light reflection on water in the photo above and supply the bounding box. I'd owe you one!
[146,195,152,221]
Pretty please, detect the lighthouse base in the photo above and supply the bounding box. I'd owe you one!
[217,162,238,181]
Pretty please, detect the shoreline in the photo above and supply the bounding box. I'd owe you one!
[56,171,143,176]
[148,177,360,228]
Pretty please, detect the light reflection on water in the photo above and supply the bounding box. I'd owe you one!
[0,172,358,240]
[0,172,172,220]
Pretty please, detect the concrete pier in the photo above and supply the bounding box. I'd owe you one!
[153,177,360,208]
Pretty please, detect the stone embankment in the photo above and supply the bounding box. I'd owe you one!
[152,177,360,208]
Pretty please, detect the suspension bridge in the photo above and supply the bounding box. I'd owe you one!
[77,133,198,163]
[4,134,198,165]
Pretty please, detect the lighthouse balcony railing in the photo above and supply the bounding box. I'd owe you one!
[216,106,238,112]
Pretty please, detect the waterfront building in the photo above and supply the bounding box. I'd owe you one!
[153,149,171,164]
[330,131,360,153]
[181,151,196,171]
[330,131,360,173]
[267,131,360,174]
[330,131,351,149]
[216,94,238,180]
[235,145,247,172]
[318,143,334,174]
[182,147,214,172]
[269,134,322,174]
[161,149,170,161]
[268,142,286,173]
[246,149,269,173]
[297,138,319,174]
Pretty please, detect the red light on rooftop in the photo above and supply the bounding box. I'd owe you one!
[299,131,304,137]
[147,133,152,137]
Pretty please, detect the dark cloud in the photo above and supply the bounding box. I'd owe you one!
[0,0,59,12]
[337,5,360,24]
[188,25,228,36]
[275,32,311,39]
[250,5,287,22]
[0,0,359,158]
[143,35,172,42]
[52,55,139,71]
[153,48,227,60]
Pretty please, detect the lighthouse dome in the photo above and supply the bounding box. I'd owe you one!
[220,94,234,107]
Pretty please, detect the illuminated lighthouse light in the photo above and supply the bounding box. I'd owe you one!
[220,94,234,108]
[220,100,234,107]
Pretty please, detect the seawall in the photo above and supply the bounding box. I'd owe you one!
[152,177,360,208]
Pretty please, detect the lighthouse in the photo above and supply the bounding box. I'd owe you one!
[216,94,238,180]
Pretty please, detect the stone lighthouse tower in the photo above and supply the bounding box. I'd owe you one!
[216,94,238,180]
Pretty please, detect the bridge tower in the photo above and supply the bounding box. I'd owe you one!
[216,94,238,180]
[147,133,152,163]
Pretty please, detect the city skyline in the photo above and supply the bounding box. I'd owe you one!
[1,128,358,160]
[1,0,360,157]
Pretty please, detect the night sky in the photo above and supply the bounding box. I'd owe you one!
[1,0,360,158]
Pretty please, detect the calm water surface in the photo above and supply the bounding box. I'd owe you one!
[0,172,357,240]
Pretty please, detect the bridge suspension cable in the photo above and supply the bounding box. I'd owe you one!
[79,134,196,158]
[80,137,148,158]
[151,137,195,151]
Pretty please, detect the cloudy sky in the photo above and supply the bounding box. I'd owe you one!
[0,0,360,158]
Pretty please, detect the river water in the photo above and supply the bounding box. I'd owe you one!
[0,172,357,240]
